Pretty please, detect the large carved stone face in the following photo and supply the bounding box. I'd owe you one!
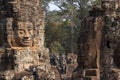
[15,22,34,47]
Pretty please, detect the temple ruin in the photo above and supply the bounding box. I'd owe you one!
[72,0,120,80]
[1,0,120,80]
[0,0,57,80]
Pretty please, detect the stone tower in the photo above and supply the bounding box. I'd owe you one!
[72,0,120,80]
[0,0,55,80]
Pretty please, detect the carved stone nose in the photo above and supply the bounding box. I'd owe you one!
[24,37,29,39]
[24,31,30,38]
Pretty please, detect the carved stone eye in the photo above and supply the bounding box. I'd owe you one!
[18,30,24,34]
[28,29,33,34]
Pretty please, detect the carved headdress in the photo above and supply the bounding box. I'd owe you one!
[0,0,45,47]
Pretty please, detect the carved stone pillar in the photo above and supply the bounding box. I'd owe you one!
[0,0,56,80]
[72,7,104,80]
[73,0,120,80]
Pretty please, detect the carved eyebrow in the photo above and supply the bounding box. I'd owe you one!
[28,29,33,31]
[27,27,33,29]
[27,24,33,27]
[18,29,25,31]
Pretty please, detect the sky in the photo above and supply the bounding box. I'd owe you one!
[48,3,60,11]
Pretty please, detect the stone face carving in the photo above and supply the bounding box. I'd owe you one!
[13,21,34,47]
[72,0,120,80]
[74,16,103,80]
[0,0,56,80]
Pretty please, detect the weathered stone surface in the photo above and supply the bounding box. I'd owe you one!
[72,8,104,80]
[73,0,120,80]
[0,0,55,80]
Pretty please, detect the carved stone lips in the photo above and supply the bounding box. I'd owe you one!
[22,40,31,43]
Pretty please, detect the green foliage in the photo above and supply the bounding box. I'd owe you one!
[44,0,101,54]
[92,0,101,5]
[45,12,79,53]
[49,41,65,54]
[41,0,51,9]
